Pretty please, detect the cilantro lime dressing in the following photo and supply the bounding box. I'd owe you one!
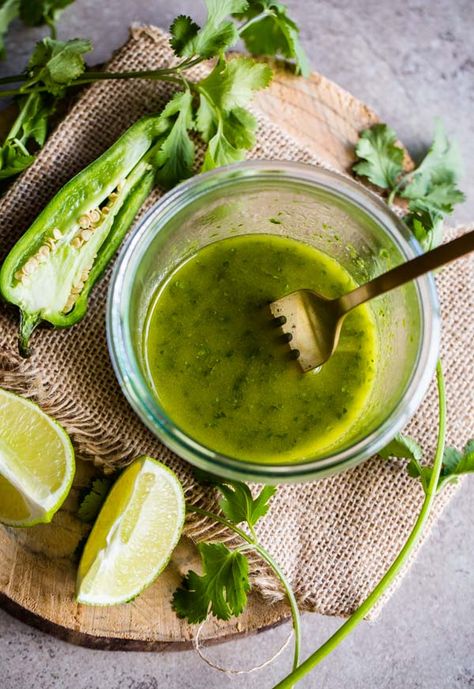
[144,234,378,464]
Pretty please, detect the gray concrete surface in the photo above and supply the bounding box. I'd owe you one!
[1,1,473,688]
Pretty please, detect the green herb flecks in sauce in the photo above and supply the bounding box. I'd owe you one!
[144,234,378,464]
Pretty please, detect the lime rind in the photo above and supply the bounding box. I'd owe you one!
[76,456,185,606]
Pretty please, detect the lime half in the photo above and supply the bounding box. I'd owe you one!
[0,387,75,527]
[76,456,185,606]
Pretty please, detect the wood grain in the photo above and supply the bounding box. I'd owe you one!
[0,63,385,650]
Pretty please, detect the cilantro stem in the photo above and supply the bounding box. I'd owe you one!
[238,10,272,34]
[273,359,446,689]
[0,73,184,99]
[0,75,27,85]
[0,88,29,98]
[46,17,57,40]
[73,66,191,82]
[4,92,34,141]
[187,504,250,541]
[73,71,185,87]
[248,523,258,542]
[387,179,406,206]
[0,56,204,93]
[187,504,301,672]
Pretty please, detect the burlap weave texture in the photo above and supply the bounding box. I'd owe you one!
[0,26,472,618]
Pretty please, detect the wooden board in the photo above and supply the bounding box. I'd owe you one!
[0,61,383,650]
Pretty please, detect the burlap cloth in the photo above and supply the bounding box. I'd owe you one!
[0,26,473,619]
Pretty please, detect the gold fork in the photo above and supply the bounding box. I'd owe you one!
[269,230,474,372]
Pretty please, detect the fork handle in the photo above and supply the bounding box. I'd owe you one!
[338,229,474,313]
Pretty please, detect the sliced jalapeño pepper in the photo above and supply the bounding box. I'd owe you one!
[0,115,163,356]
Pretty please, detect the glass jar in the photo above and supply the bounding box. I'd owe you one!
[107,161,440,483]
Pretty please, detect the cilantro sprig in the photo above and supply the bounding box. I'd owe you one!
[235,0,310,76]
[0,35,91,181]
[173,541,250,622]
[173,476,301,671]
[171,0,247,59]
[0,0,75,58]
[0,0,309,185]
[353,121,465,250]
[19,0,75,37]
[380,433,474,495]
[0,91,55,179]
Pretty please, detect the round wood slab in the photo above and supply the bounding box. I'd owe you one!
[0,60,382,650]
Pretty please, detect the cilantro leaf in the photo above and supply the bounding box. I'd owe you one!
[224,106,257,148]
[200,106,259,170]
[19,0,74,28]
[154,89,195,187]
[353,120,465,249]
[169,15,200,56]
[379,433,423,462]
[421,440,474,491]
[379,433,427,490]
[0,0,19,60]
[25,37,92,96]
[401,121,465,217]
[193,470,277,528]
[218,483,276,527]
[0,92,56,180]
[381,435,474,494]
[172,542,250,622]
[198,55,272,112]
[195,94,215,142]
[77,477,112,523]
[174,0,248,59]
[201,123,246,170]
[353,124,404,189]
[17,91,55,146]
[404,208,444,251]
[196,56,271,171]
[235,0,310,76]
[0,146,34,179]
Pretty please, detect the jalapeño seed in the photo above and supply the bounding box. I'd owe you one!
[89,209,101,223]
[79,215,91,229]
[23,259,38,274]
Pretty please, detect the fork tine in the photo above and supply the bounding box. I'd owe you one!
[269,293,321,371]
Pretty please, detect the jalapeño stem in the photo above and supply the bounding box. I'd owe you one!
[19,311,40,357]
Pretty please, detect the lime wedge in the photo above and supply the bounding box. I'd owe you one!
[76,456,185,606]
[0,387,75,527]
